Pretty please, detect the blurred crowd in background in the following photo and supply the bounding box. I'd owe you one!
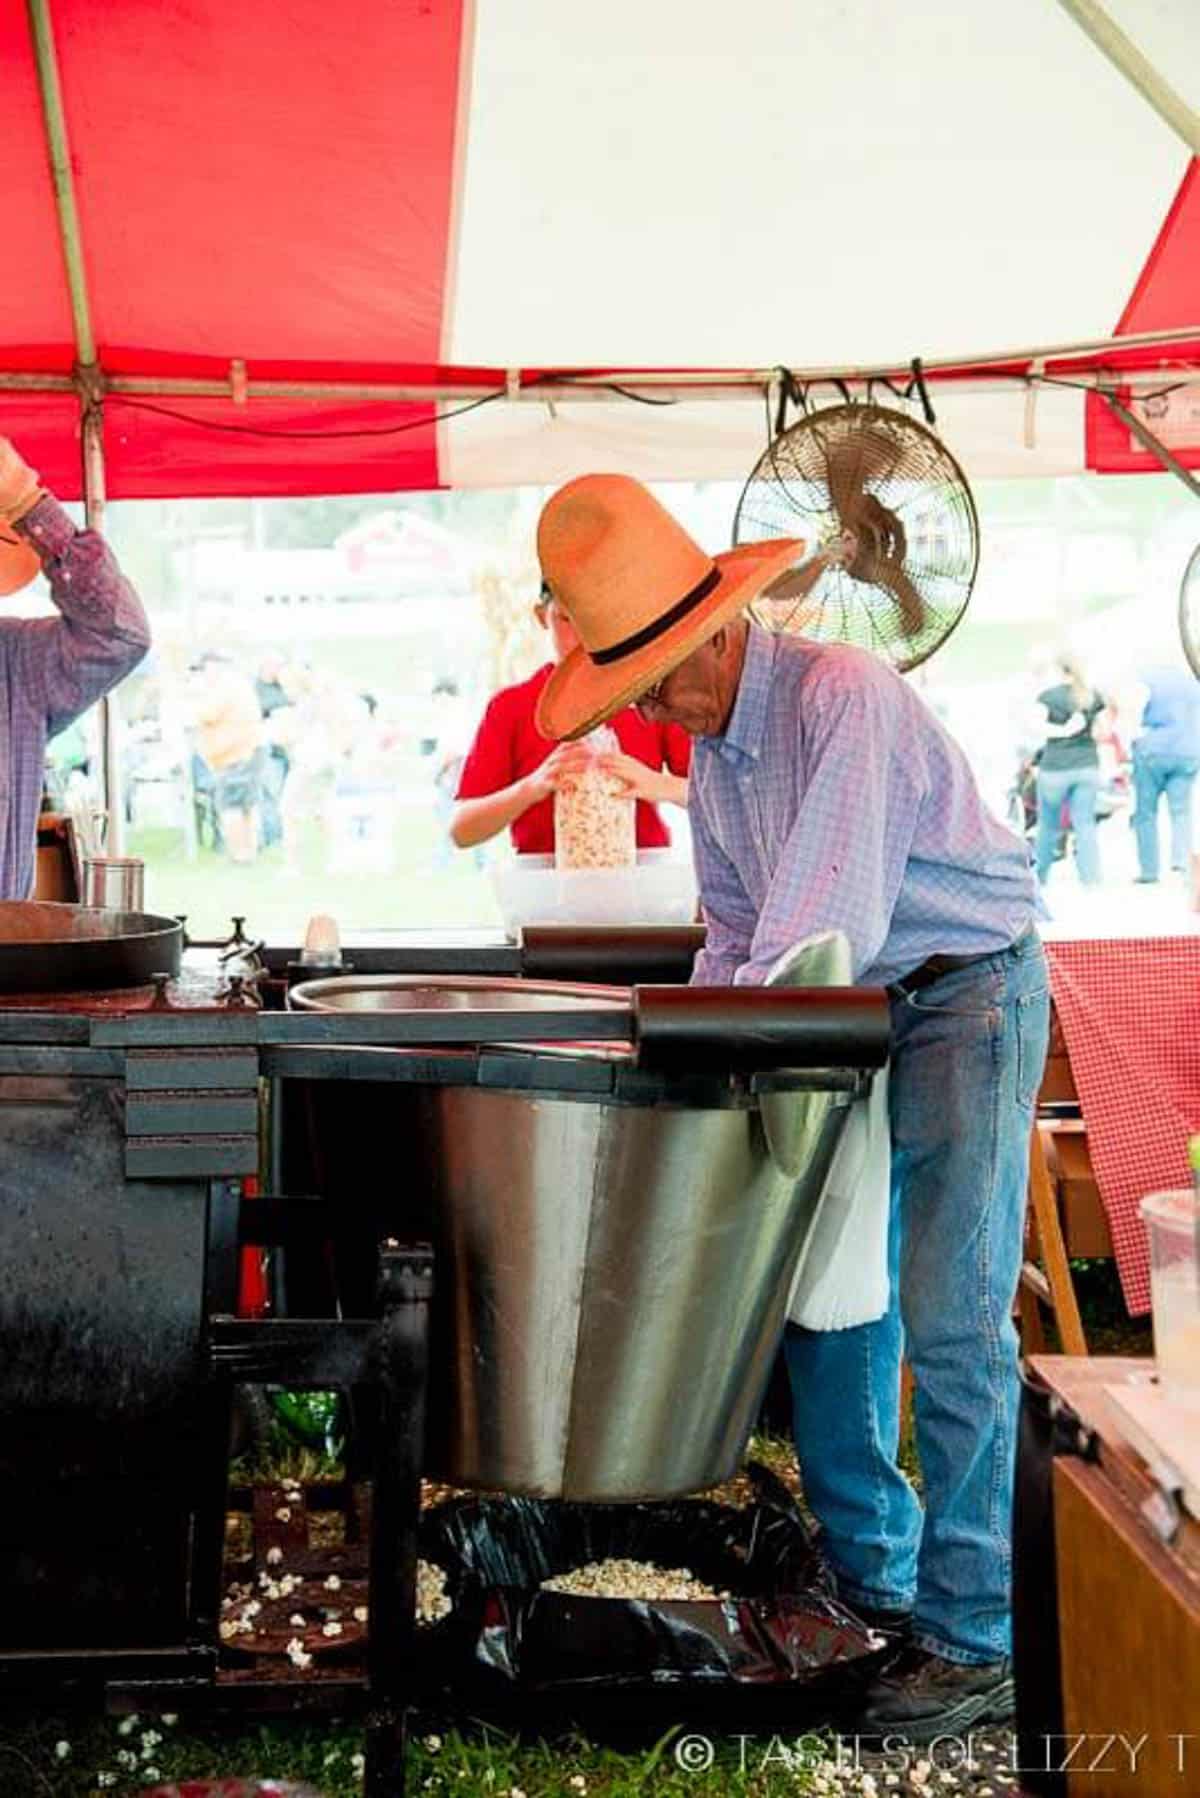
[43,628,1200,908]
[35,477,1200,932]
[47,649,482,880]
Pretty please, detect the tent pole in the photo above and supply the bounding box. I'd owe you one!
[79,396,123,854]
[0,323,1199,404]
[1054,0,1200,155]
[26,0,121,851]
[1101,392,1200,500]
[25,0,97,365]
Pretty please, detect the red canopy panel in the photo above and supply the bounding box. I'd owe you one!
[1,0,468,495]
[4,2,1198,495]
[1086,158,1200,473]
[0,395,89,499]
[3,15,75,364]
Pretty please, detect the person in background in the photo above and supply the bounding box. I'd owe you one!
[188,651,263,865]
[254,654,292,850]
[0,434,151,899]
[450,586,690,853]
[1033,653,1105,888]
[272,665,358,877]
[536,474,1046,1739]
[1129,664,1200,884]
[429,676,479,868]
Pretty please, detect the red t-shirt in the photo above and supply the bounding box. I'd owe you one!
[455,663,692,854]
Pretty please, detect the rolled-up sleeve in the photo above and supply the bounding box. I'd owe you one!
[12,495,151,738]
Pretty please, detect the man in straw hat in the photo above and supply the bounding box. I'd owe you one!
[537,473,1047,1738]
[0,434,150,899]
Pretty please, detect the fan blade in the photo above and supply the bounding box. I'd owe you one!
[760,549,829,605]
[826,438,869,524]
[872,561,926,640]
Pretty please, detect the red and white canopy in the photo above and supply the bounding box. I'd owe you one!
[4,0,1199,497]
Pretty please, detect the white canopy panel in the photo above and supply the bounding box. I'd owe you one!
[439,382,1092,488]
[447,0,1190,372]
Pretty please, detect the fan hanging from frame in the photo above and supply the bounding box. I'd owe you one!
[733,401,979,673]
[1178,543,1200,680]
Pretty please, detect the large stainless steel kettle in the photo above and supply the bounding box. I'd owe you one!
[291,936,877,1500]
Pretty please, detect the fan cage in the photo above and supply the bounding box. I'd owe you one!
[1178,544,1200,680]
[733,403,979,673]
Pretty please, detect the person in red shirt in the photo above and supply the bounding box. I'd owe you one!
[450,588,690,852]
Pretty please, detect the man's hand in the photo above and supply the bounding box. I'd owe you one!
[0,438,42,523]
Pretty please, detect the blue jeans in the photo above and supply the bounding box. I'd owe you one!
[1132,747,1198,880]
[1034,766,1101,886]
[784,933,1049,1664]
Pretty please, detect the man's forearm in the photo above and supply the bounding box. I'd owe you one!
[12,494,151,733]
[16,496,150,646]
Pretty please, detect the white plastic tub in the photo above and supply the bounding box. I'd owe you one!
[491,850,697,936]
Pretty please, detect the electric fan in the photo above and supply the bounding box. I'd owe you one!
[1178,543,1200,679]
[733,401,979,672]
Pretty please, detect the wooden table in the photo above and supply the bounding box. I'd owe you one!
[1022,1356,1200,1798]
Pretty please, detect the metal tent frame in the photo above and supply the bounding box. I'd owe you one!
[15,0,1200,827]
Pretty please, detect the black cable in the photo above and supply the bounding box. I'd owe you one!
[772,367,807,438]
[522,368,676,404]
[909,356,936,426]
[597,383,676,406]
[797,376,852,412]
[104,389,505,441]
[1036,372,1195,403]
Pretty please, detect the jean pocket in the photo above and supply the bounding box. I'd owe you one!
[898,963,1005,1018]
[1015,985,1051,1110]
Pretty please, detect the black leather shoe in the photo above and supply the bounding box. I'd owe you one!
[856,1642,1014,1740]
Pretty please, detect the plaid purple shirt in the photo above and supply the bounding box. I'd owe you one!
[690,625,1036,988]
[3,495,151,899]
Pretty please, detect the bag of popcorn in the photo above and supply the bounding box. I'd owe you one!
[554,725,636,870]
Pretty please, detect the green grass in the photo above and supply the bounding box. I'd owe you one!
[0,1713,850,1795]
[128,810,501,942]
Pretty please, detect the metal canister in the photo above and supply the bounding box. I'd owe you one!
[82,855,145,912]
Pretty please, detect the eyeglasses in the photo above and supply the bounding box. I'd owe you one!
[639,673,668,707]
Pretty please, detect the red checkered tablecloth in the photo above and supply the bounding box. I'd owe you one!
[1044,936,1200,1315]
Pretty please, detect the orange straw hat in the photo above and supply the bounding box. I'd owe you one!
[535,474,807,742]
[0,524,40,599]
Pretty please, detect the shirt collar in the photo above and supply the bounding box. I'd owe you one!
[712,622,776,764]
